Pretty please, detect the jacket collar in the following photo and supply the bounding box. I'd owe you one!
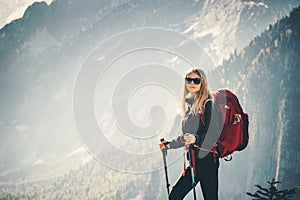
[185,97,194,105]
[185,93,211,106]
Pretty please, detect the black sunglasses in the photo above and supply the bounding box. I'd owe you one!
[185,77,201,85]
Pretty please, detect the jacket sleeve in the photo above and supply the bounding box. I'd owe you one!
[194,100,212,146]
[169,135,185,149]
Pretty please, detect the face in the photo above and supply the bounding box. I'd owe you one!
[185,72,201,96]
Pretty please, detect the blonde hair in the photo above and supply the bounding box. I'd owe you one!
[182,68,211,116]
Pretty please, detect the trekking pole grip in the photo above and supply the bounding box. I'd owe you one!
[160,137,167,157]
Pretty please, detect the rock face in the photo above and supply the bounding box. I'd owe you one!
[215,6,300,199]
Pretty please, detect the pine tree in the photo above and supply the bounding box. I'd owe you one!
[246,178,299,200]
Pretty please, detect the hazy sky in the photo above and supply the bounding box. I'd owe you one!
[0,0,53,29]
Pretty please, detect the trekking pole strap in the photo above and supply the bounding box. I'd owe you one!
[193,144,218,163]
[193,144,218,154]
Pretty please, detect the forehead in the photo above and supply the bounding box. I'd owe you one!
[186,72,200,78]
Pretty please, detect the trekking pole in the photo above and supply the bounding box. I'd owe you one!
[188,145,197,200]
[160,138,170,197]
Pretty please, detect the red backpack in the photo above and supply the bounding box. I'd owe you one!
[201,89,249,160]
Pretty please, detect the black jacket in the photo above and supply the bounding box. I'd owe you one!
[169,98,212,149]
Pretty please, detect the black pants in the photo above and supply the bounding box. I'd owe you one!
[169,153,219,200]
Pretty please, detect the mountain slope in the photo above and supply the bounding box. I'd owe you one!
[211,5,300,199]
[1,0,299,171]
[0,1,300,199]
[1,6,299,199]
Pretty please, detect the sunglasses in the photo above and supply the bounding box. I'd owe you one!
[185,77,201,85]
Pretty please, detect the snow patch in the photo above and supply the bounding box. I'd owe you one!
[181,0,245,65]
[66,146,93,165]
[244,1,269,9]
[33,159,44,166]
[82,156,93,165]
[66,146,87,158]
[167,56,179,64]
[183,21,200,34]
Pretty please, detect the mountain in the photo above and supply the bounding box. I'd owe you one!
[0,0,300,199]
[210,5,300,199]
[0,0,299,171]
[1,5,300,200]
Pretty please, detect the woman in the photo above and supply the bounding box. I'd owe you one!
[160,68,219,200]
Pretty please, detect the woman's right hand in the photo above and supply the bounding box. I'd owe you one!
[184,133,196,145]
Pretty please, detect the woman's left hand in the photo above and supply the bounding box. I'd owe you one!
[184,133,196,145]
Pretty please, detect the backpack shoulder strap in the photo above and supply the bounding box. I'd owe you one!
[201,97,213,122]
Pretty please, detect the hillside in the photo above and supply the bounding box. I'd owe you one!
[0,1,300,200]
[210,5,300,199]
[1,0,299,173]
